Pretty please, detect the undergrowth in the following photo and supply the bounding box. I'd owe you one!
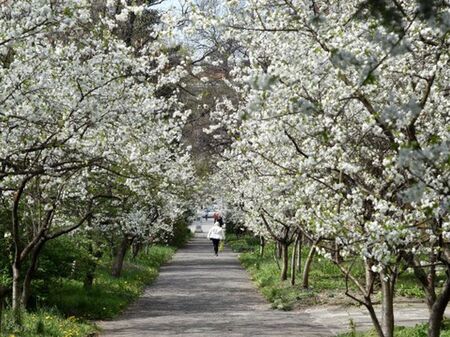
[0,245,175,336]
[226,234,427,311]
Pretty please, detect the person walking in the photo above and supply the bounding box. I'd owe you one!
[207,216,225,256]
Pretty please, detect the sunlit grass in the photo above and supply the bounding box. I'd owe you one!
[226,234,427,311]
[43,246,175,319]
[0,309,95,337]
[337,319,450,337]
[0,245,175,336]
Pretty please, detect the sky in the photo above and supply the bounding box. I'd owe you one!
[152,0,182,12]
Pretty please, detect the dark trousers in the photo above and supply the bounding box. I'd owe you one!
[211,239,220,255]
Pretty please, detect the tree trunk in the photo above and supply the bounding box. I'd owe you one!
[12,259,22,324]
[380,270,394,337]
[11,178,28,325]
[365,260,374,294]
[276,241,282,259]
[302,244,316,289]
[364,300,386,337]
[259,236,265,257]
[280,241,289,281]
[273,243,281,270]
[12,261,21,310]
[428,250,437,307]
[132,241,142,260]
[334,242,342,263]
[296,232,302,273]
[428,275,450,337]
[402,250,450,337]
[21,240,45,308]
[404,252,436,311]
[291,233,300,286]
[84,244,102,289]
[111,235,132,278]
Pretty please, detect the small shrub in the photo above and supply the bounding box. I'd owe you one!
[167,217,193,248]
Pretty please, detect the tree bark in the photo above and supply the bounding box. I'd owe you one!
[11,259,22,324]
[84,245,102,289]
[12,260,21,309]
[380,270,394,337]
[302,244,316,289]
[11,177,29,321]
[428,249,437,308]
[280,241,289,281]
[404,252,436,311]
[290,233,300,286]
[296,232,302,273]
[273,242,281,270]
[259,236,265,257]
[334,242,342,264]
[364,300,386,337]
[276,241,282,259]
[428,274,450,337]
[111,235,133,278]
[365,260,374,294]
[132,241,142,260]
[21,240,45,308]
[401,252,450,336]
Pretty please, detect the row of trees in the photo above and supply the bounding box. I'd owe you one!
[189,1,450,337]
[0,0,197,325]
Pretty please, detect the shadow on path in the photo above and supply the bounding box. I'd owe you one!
[98,237,333,337]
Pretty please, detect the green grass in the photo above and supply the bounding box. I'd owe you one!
[226,234,427,311]
[337,319,450,337]
[395,272,426,298]
[227,234,351,310]
[0,245,175,336]
[0,309,95,337]
[42,245,175,319]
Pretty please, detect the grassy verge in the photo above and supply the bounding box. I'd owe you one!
[0,310,94,337]
[42,245,175,319]
[227,234,358,310]
[337,320,450,337]
[1,245,175,336]
[226,234,427,311]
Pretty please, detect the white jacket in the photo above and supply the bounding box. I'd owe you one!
[207,222,225,240]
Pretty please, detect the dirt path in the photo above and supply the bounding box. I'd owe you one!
[98,237,332,336]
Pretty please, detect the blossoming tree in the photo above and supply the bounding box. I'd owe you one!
[0,0,195,320]
[191,1,450,336]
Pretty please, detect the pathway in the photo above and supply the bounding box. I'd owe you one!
[99,237,332,336]
[99,236,442,337]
